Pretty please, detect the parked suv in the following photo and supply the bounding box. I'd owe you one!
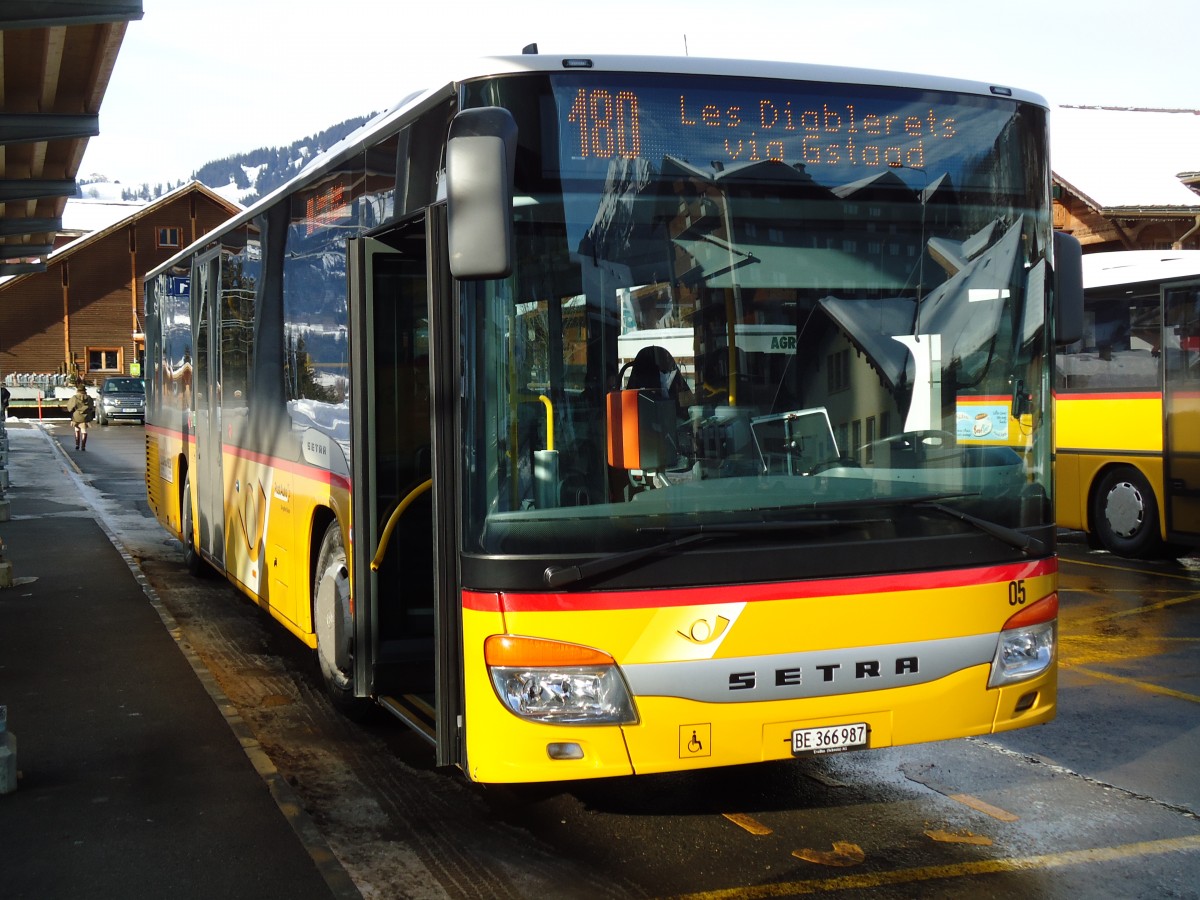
[97,376,145,425]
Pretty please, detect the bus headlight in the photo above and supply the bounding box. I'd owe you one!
[988,593,1058,688]
[485,635,638,724]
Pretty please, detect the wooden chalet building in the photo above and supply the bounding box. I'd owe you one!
[1052,106,1200,252]
[0,182,239,395]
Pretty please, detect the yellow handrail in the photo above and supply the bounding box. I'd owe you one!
[370,478,433,571]
[538,394,554,451]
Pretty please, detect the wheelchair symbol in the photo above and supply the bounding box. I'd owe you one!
[680,724,711,757]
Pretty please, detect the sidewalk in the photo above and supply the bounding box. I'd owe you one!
[0,422,357,899]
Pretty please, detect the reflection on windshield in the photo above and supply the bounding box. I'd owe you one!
[462,74,1052,557]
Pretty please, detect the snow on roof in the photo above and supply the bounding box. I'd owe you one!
[62,197,148,234]
[1053,106,1200,210]
[1081,249,1200,289]
[0,182,239,289]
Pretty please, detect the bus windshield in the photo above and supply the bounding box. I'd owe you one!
[460,71,1052,561]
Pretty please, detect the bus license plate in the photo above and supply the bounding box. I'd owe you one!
[792,723,869,756]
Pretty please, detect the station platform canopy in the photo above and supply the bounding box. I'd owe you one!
[0,1,143,277]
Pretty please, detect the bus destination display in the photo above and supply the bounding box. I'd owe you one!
[564,83,964,175]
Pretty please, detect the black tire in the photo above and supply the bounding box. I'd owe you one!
[181,472,207,577]
[1091,466,1165,559]
[313,522,371,717]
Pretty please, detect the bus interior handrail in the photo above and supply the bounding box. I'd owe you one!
[371,478,433,571]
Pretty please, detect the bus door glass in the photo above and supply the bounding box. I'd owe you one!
[349,223,437,731]
[192,251,225,567]
[1163,280,1200,541]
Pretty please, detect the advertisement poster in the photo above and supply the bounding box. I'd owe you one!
[956,404,1009,442]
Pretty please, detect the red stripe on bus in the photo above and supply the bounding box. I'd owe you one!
[145,424,350,491]
[463,558,1056,612]
[1055,391,1161,401]
[222,443,352,492]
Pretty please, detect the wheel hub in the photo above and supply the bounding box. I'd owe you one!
[314,563,352,689]
[1105,481,1146,538]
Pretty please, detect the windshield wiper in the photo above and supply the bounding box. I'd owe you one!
[784,491,977,513]
[540,496,1041,589]
[805,492,1043,554]
[543,519,881,589]
[913,502,1045,555]
[544,531,715,589]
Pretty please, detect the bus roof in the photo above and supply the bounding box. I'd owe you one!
[145,53,1048,285]
[368,55,1048,135]
[1082,250,1200,290]
[471,54,1046,103]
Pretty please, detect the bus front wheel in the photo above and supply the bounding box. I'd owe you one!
[1092,466,1164,559]
[313,523,370,716]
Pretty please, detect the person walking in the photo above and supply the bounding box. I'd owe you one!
[66,382,96,450]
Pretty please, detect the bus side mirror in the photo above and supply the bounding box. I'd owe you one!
[446,107,517,280]
[1053,231,1084,346]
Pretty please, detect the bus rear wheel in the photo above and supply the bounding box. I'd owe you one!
[313,522,370,717]
[1092,466,1164,559]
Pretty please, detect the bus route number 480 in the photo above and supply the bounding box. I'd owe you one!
[792,722,870,756]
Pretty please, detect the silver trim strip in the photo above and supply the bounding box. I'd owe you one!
[622,634,997,703]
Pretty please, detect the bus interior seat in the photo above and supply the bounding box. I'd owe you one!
[608,347,685,476]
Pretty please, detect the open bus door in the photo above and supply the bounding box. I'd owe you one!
[1162,279,1200,546]
[191,249,225,568]
[348,214,464,767]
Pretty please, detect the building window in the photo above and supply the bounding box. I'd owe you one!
[88,348,120,373]
[156,227,181,248]
[827,348,851,393]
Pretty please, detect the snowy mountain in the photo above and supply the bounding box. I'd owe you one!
[86,113,375,208]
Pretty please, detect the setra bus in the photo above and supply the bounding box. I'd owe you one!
[144,52,1083,783]
[1055,249,1200,558]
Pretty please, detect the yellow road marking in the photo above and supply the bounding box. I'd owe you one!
[1064,556,1200,584]
[1070,590,1200,625]
[792,842,865,867]
[900,767,1018,822]
[662,834,1200,899]
[925,829,993,846]
[946,793,1019,822]
[1061,633,1200,668]
[1069,665,1200,704]
[723,813,773,835]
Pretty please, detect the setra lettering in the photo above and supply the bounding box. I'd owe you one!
[728,656,921,692]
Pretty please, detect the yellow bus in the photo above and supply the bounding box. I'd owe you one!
[1055,250,1200,558]
[144,53,1082,783]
